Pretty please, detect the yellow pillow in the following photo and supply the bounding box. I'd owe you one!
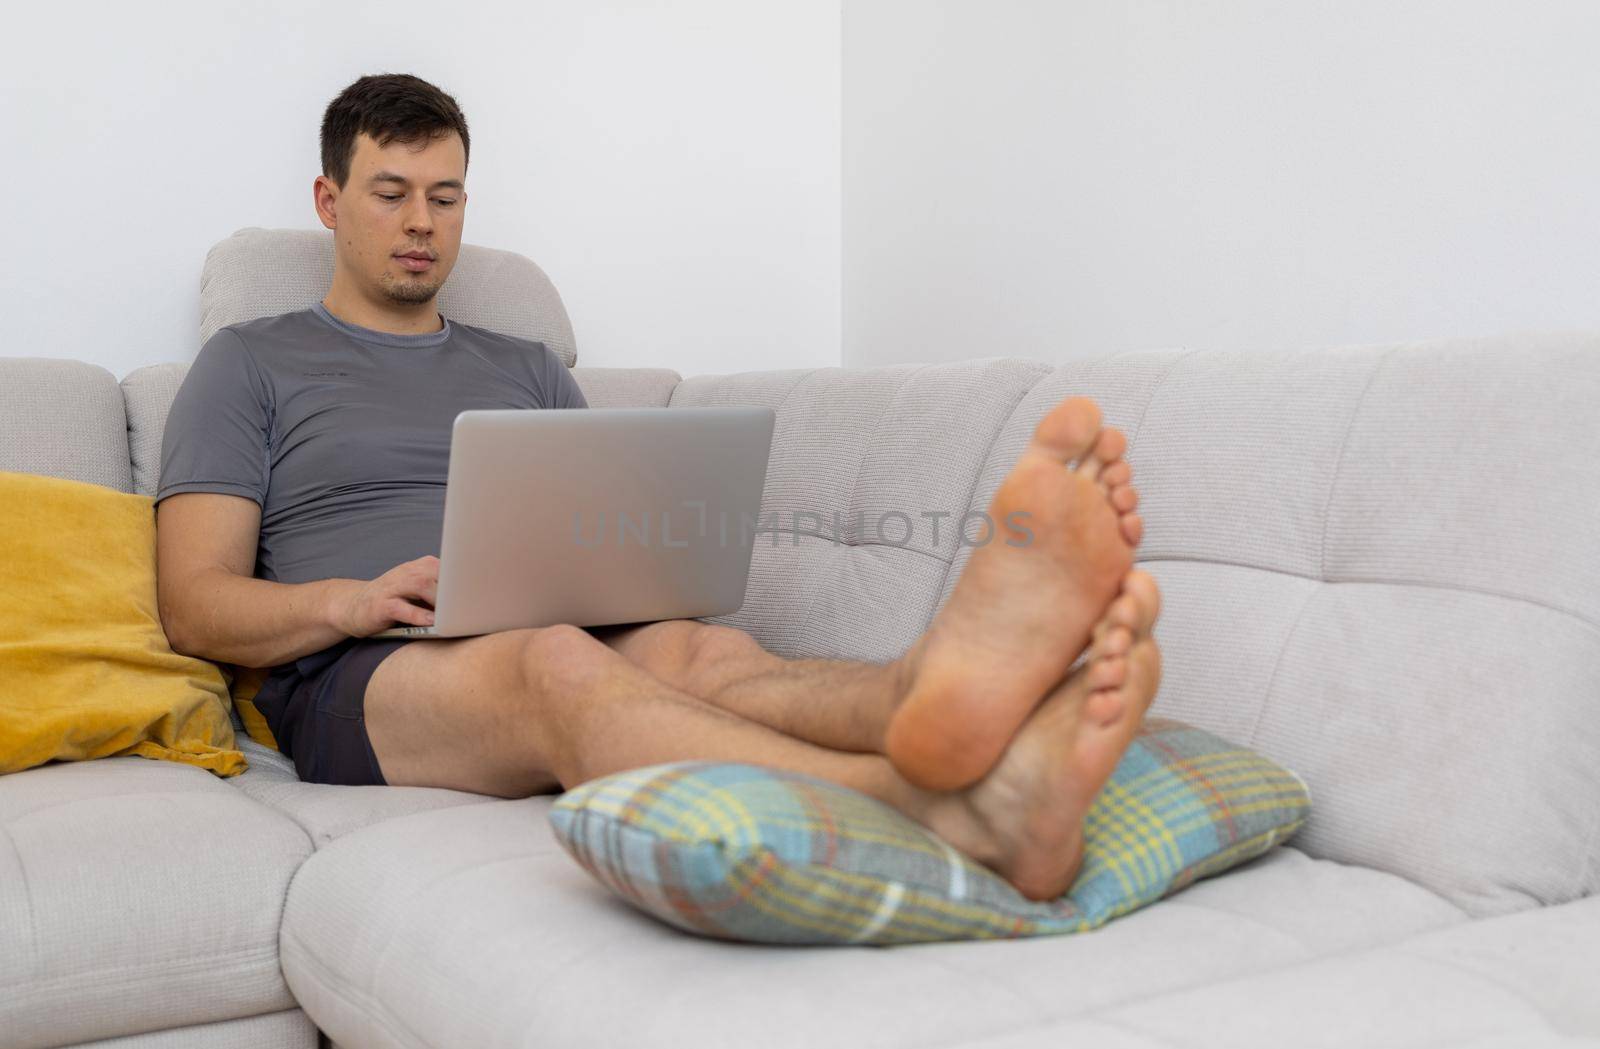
[224,664,281,751]
[0,470,246,777]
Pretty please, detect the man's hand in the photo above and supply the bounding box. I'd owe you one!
[329,555,439,637]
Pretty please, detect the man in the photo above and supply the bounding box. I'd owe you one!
[157,73,1162,903]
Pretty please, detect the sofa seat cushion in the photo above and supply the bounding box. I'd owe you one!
[963,895,1600,1048]
[225,737,498,848]
[280,796,1465,1049]
[0,756,310,1049]
[64,1008,317,1049]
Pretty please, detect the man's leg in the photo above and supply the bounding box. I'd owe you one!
[363,623,923,805]
[582,620,902,754]
[583,566,1155,757]
[364,606,1161,901]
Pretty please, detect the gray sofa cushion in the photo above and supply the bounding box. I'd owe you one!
[1002,894,1600,1048]
[665,336,1600,919]
[227,738,495,850]
[120,362,186,498]
[569,366,682,407]
[0,358,132,493]
[66,1009,317,1049]
[671,357,1052,664]
[199,226,579,366]
[278,797,1464,1049]
[0,757,310,1048]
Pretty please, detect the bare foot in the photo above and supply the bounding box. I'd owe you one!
[884,396,1143,791]
[922,576,1162,901]
[1079,569,1162,727]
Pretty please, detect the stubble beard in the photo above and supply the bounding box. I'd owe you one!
[377,270,444,305]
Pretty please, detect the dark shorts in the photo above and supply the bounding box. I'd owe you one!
[252,637,415,786]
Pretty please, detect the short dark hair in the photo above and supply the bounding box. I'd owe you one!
[320,73,471,189]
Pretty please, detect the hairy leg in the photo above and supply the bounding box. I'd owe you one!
[364,622,930,816]
[585,574,1154,758]
[585,620,901,754]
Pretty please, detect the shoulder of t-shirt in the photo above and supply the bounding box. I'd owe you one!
[449,318,568,370]
[201,307,318,392]
[207,306,319,356]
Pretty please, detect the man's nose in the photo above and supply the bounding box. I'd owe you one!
[404,196,433,235]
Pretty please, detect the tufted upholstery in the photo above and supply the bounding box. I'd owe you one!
[676,335,1600,919]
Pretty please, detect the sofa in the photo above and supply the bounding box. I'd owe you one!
[3,227,1597,1049]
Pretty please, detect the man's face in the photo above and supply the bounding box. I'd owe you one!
[319,130,467,306]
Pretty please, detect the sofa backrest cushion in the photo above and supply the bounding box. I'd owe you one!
[0,358,132,493]
[670,358,1052,660]
[199,227,579,366]
[568,367,682,409]
[675,333,1600,920]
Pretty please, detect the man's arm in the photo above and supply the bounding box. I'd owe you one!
[156,492,437,667]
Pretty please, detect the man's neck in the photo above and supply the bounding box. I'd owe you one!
[319,293,445,337]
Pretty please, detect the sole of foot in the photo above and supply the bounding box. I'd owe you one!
[928,582,1163,901]
[884,396,1144,792]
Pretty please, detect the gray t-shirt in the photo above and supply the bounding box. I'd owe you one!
[156,301,587,585]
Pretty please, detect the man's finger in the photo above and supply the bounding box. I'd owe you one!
[388,597,432,625]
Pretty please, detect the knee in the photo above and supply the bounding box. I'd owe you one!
[517,623,610,697]
[680,622,765,694]
[686,622,760,663]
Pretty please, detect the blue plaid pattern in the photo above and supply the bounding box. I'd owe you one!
[548,717,1311,945]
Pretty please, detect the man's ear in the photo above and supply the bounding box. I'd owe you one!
[313,175,338,230]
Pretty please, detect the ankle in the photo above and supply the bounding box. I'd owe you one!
[877,644,925,751]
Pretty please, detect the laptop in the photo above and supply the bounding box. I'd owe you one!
[372,406,776,639]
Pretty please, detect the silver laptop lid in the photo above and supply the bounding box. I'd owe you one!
[424,406,775,637]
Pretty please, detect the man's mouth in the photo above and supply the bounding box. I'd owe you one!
[395,252,435,272]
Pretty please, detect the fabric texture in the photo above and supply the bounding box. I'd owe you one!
[279,792,1463,1049]
[568,366,683,408]
[66,1008,317,1049]
[0,470,244,777]
[226,735,494,850]
[670,338,1600,918]
[119,361,187,499]
[0,357,133,493]
[0,755,310,1049]
[546,717,1311,945]
[966,895,1600,1049]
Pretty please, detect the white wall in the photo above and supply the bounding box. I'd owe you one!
[9,0,841,381]
[20,3,1594,381]
[843,0,1600,367]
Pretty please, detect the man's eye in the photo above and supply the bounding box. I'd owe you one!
[377,194,456,206]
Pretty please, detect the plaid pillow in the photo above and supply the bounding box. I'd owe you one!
[547,717,1312,945]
